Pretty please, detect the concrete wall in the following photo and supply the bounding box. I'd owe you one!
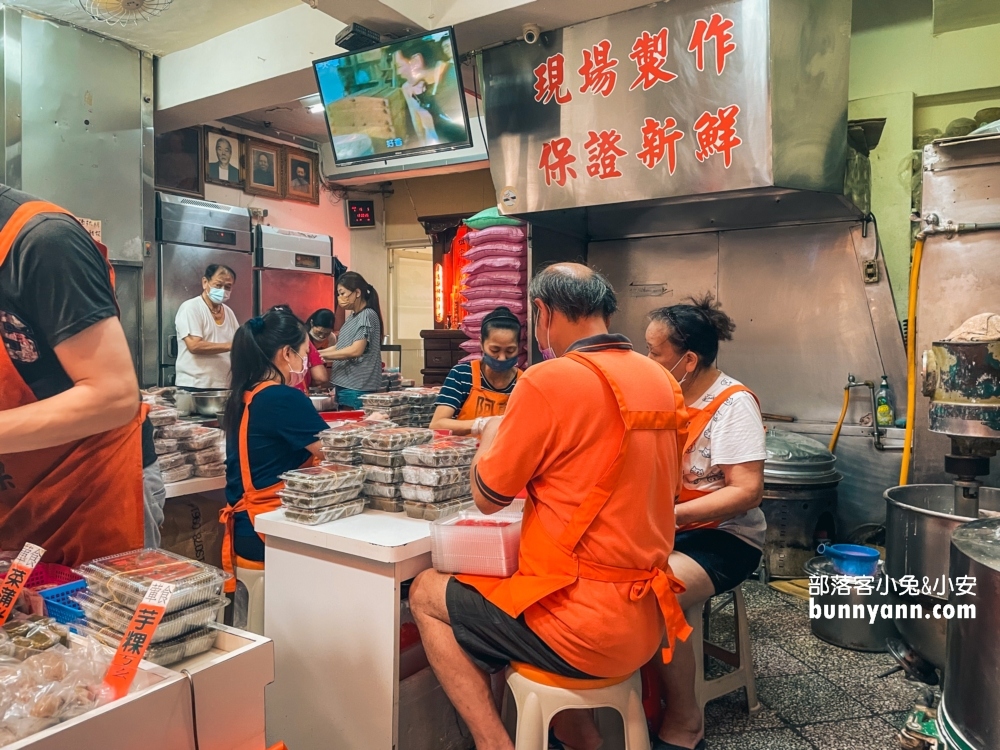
[383,169,496,246]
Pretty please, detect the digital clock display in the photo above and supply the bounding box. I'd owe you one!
[347,200,375,228]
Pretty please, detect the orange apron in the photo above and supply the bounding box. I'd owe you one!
[0,201,145,566]
[456,359,521,420]
[677,384,759,532]
[460,351,692,667]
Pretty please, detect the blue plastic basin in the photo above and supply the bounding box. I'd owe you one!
[817,543,880,576]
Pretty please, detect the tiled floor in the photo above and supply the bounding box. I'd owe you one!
[699,581,930,749]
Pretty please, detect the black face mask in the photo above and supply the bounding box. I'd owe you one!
[482,353,518,372]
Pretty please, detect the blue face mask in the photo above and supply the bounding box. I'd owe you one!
[482,353,518,372]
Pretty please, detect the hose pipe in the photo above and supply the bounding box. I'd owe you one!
[899,237,925,486]
[829,386,850,453]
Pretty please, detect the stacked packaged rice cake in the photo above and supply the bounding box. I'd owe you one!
[401,439,476,520]
[277,464,366,525]
[360,392,411,425]
[148,405,225,483]
[399,387,439,428]
[360,428,434,512]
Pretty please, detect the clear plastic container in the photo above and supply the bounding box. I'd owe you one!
[364,465,404,484]
[367,497,405,513]
[156,422,199,439]
[195,462,226,478]
[158,452,187,471]
[362,428,434,451]
[401,465,468,487]
[154,438,178,456]
[359,449,406,468]
[363,481,403,498]
[431,509,523,577]
[400,482,470,502]
[401,388,438,406]
[179,427,223,452]
[322,448,360,465]
[188,447,224,466]
[75,549,228,614]
[363,405,411,420]
[72,591,228,644]
[402,441,477,468]
[143,626,218,666]
[282,497,366,525]
[162,464,194,484]
[148,406,179,427]
[360,392,406,409]
[279,464,365,493]
[319,424,369,448]
[404,497,473,521]
[277,484,363,509]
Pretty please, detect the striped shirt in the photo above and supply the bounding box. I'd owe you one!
[329,307,382,392]
[436,361,517,413]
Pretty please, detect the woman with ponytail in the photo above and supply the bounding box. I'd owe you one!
[219,308,328,613]
[319,271,384,410]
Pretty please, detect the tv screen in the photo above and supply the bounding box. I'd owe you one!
[314,28,473,166]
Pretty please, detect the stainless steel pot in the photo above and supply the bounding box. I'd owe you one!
[191,390,230,417]
[804,556,899,652]
[941,518,1000,750]
[308,394,335,412]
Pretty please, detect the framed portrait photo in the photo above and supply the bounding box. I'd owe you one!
[205,128,244,187]
[284,148,320,204]
[245,139,284,197]
[154,127,204,198]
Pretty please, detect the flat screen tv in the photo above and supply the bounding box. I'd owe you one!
[314,28,473,166]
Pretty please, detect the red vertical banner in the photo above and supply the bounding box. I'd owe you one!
[103,581,175,699]
[0,543,45,625]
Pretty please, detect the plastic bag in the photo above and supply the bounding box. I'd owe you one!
[461,298,526,314]
[461,286,525,301]
[467,225,526,245]
[463,242,526,262]
[459,340,483,353]
[462,309,527,330]
[464,256,525,275]
[463,271,526,288]
[464,207,523,229]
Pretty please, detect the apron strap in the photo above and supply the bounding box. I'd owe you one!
[683,384,757,453]
[238,382,279,494]
[0,202,72,265]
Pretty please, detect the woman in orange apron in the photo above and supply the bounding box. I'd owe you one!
[219,308,328,594]
[429,307,523,436]
[643,296,767,750]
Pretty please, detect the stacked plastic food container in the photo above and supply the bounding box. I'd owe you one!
[399,388,439,428]
[277,464,366,525]
[359,428,435,512]
[400,439,476,520]
[148,405,225,484]
[72,549,229,666]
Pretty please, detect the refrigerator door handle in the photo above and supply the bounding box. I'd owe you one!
[168,335,178,358]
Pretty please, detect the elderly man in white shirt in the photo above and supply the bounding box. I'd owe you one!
[174,264,239,391]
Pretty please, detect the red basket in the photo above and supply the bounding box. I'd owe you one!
[1,562,81,591]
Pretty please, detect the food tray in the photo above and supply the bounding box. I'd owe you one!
[156,422,199,439]
[153,438,178,455]
[362,428,434,451]
[402,441,477,468]
[162,464,194,483]
[195,462,226,478]
[147,406,179,427]
[363,405,411,420]
[363,481,403,499]
[277,484,362,509]
[401,465,468,487]
[404,498,473,521]
[322,448,361,465]
[144,626,218,666]
[359,449,407,468]
[282,497,365,525]
[400,389,438,406]
[400,482,470,502]
[431,509,523,577]
[319,424,369,448]
[188,447,225,466]
[280,464,365,493]
[74,548,228,614]
[367,497,405,513]
[359,392,407,409]
[158,452,187,471]
[179,427,223,452]
[363,465,404,484]
[72,591,228,644]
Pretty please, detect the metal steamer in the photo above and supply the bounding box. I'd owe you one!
[804,557,898,652]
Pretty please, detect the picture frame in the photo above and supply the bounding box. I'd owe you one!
[204,128,245,188]
[284,148,321,204]
[244,138,285,197]
[154,127,204,198]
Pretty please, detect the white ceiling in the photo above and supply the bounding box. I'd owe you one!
[9,0,301,55]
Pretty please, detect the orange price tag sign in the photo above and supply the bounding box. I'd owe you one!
[103,581,174,699]
[0,543,46,626]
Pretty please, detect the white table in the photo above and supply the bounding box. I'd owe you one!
[164,475,227,499]
[255,508,434,750]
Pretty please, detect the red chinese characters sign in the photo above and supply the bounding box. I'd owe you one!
[539,138,578,186]
[533,54,572,105]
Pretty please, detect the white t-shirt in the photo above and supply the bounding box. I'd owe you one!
[683,372,768,548]
[174,297,239,389]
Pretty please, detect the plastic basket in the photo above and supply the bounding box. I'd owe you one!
[43,596,85,624]
[1,563,86,623]
[430,509,522,577]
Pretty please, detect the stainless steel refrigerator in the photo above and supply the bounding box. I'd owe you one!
[255,225,335,321]
[156,192,253,385]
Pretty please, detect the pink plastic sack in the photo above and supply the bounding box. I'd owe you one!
[459,339,483,353]
[463,309,527,329]
[464,256,525,275]
[467,225,527,246]
[464,242,527,262]
[461,286,525,301]
[459,353,480,364]
[464,271,527,288]
[461,298,526,314]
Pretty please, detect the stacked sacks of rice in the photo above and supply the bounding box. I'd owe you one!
[459,208,528,368]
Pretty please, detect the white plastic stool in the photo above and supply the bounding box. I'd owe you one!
[235,565,265,635]
[692,583,761,719]
[503,662,650,750]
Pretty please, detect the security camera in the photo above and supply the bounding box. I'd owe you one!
[522,23,540,44]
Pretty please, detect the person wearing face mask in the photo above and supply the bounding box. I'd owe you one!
[643,295,766,750]
[306,308,336,350]
[218,308,328,600]
[319,272,384,410]
[174,264,239,392]
[430,307,522,436]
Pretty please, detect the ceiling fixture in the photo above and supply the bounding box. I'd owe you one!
[77,0,173,25]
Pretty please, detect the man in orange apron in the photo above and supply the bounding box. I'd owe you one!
[0,187,145,566]
[409,264,690,750]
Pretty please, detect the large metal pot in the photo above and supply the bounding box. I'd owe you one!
[804,556,899,651]
[941,518,1000,750]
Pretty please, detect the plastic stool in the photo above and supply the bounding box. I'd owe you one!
[503,662,650,750]
[235,564,265,635]
[693,583,761,719]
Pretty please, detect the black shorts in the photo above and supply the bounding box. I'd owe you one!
[673,528,762,595]
[445,578,595,679]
